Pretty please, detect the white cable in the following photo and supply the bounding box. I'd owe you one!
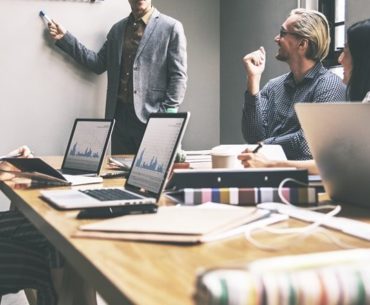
[277,177,308,205]
[244,178,357,250]
[245,226,356,251]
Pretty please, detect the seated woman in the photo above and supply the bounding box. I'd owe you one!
[238,18,370,174]
[0,146,60,305]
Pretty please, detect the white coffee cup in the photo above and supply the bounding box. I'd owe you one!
[211,147,243,169]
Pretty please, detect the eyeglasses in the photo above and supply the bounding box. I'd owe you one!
[279,27,301,38]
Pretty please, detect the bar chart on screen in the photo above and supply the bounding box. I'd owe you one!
[135,150,164,173]
[127,118,184,193]
[64,121,111,170]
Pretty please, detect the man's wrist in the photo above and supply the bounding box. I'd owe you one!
[247,75,261,95]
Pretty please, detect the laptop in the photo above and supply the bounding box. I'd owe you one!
[4,118,114,186]
[60,118,115,176]
[295,102,370,207]
[40,112,190,209]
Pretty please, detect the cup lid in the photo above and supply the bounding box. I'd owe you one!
[211,148,237,156]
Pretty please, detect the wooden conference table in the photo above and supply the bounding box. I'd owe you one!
[1,156,370,305]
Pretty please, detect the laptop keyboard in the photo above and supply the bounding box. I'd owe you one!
[61,169,95,176]
[80,189,142,201]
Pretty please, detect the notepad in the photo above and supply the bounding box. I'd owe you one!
[76,204,270,244]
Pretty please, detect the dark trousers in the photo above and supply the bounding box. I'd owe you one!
[0,240,57,305]
[0,210,63,305]
[112,103,146,155]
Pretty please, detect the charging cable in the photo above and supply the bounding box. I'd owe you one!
[244,178,357,250]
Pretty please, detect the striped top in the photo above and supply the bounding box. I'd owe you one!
[242,62,346,160]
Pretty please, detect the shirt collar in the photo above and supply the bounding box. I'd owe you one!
[284,62,325,88]
[130,6,155,25]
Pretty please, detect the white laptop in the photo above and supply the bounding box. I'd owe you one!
[295,102,370,207]
[61,118,115,175]
[40,112,190,209]
[4,118,114,186]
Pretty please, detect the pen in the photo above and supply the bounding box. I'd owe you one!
[76,204,158,219]
[6,152,23,158]
[0,151,35,161]
[252,142,263,153]
[39,10,52,24]
[0,152,22,161]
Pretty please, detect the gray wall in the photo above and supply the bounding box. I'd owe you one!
[347,0,370,26]
[220,0,297,144]
[156,0,220,150]
[1,0,124,155]
[0,0,220,155]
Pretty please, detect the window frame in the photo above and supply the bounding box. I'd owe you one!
[318,0,346,67]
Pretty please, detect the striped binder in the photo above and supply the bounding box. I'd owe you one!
[166,187,318,205]
[195,249,370,305]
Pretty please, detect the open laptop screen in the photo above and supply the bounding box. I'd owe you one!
[126,113,189,196]
[295,102,370,207]
[62,119,114,173]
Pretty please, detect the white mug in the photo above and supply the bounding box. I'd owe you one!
[211,148,243,169]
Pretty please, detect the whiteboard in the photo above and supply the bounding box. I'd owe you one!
[0,0,130,155]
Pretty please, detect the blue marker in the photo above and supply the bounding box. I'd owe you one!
[39,10,52,24]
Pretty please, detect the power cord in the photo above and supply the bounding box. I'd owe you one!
[244,178,357,250]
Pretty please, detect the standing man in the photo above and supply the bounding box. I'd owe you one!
[242,9,346,160]
[48,0,187,154]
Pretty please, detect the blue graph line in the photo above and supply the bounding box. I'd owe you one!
[69,143,100,158]
[135,149,164,173]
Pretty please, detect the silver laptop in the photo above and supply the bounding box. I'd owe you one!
[40,112,190,209]
[3,118,114,186]
[295,102,370,207]
[60,118,115,176]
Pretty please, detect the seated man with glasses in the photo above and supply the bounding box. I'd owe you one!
[241,8,346,160]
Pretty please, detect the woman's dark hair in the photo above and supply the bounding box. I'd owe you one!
[347,19,370,101]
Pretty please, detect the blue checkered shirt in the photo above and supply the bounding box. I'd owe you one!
[242,62,346,160]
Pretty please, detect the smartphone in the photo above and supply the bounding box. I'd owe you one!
[76,203,158,219]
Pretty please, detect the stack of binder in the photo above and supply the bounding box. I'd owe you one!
[165,168,317,205]
[166,186,318,206]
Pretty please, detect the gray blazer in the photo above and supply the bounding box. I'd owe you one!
[56,9,187,122]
